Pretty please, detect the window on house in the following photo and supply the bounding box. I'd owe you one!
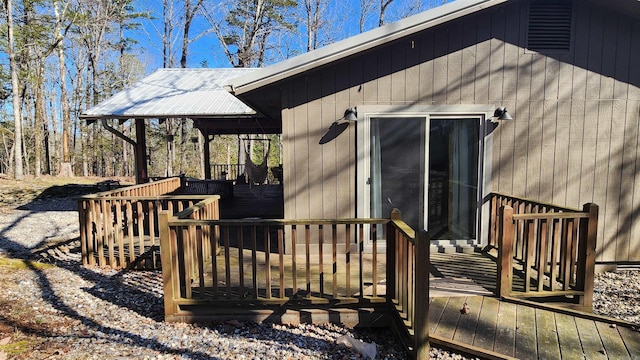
[527,0,573,52]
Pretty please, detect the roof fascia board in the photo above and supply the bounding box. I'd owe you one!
[229,0,510,95]
[80,114,261,121]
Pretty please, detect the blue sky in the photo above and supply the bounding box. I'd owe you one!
[133,0,454,71]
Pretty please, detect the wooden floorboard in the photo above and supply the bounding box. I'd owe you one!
[595,321,631,360]
[618,326,640,359]
[473,296,499,350]
[494,300,517,357]
[430,295,640,360]
[575,317,608,360]
[452,295,483,345]
[554,312,583,360]
[536,307,562,359]
[515,303,538,359]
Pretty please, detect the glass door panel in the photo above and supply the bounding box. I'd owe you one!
[428,119,479,240]
[370,117,425,231]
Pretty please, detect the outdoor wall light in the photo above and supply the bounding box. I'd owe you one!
[335,107,358,124]
[493,107,513,120]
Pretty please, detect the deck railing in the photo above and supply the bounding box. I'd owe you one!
[386,209,430,359]
[77,177,212,269]
[211,164,244,180]
[488,193,598,310]
[160,213,388,316]
[159,207,428,354]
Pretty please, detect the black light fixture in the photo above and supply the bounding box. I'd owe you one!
[343,107,357,121]
[493,107,513,120]
[335,107,358,124]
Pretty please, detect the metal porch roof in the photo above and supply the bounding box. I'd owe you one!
[81,68,259,120]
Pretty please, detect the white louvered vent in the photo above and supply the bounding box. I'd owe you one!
[527,0,573,52]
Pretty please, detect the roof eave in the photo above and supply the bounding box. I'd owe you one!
[80,113,261,121]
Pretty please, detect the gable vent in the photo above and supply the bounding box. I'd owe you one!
[527,0,573,52]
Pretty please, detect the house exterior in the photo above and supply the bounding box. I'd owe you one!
[228,0,640,268]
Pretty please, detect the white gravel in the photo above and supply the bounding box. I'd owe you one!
[1,197,638,359]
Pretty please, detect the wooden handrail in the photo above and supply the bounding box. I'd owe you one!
[385,208,429,359]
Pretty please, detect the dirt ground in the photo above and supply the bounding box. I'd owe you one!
[0,175,137,359]
[0,175,133,212]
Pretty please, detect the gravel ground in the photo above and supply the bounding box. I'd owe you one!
[0,192,639,359]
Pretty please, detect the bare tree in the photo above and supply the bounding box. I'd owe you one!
[205,0,297,68]
[180,0,205,68]
[303,0,325,51]
[54,0,74,176]
[358,0,376,33]
[4,0,23,179]
[379,0,394,26]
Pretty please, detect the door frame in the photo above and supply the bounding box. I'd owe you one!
[356,104,496,245]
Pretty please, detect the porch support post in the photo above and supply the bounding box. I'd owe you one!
[135,118,148,183]
[498,205,514,298]
[202,130,212,180]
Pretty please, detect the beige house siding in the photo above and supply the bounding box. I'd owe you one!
[277,0,640,263]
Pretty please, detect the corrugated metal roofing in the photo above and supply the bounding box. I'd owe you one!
[227,0,510,95]
[81,68,258,120]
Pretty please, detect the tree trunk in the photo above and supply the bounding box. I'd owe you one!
[55,0,73,176]
[5,0,24,179]
[34,63,47,178]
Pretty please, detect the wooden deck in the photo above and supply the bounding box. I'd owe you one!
[429,295,640,360]
[429,252,640,360]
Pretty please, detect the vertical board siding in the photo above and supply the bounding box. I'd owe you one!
[321,68,337,219]
[621,101,639,261]
[460,21,477,102]
[594,100,613,262]
[609,100,627,261]
[419,31,435,103]
[553,100,572,206]
[293,79,310,220]
[391,42,407,102]
[283,0,640,262]
[446,25,463,103]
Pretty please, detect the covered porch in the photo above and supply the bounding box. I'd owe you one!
[80,68,281,185]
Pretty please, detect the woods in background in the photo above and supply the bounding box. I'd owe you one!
[0,0,447,180]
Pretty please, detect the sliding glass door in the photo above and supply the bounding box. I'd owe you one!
[364,115,480,241]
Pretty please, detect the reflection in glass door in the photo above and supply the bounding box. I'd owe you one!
[428,119,479,240]
[368,117,479,240]
[370,117,425,230]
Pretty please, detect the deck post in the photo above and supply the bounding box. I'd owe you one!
[414,230,430,359]
[386,209,401,303]
[577,203,598,310]
[489,194,498,248]
[497,205,514,298]
[159,211,177,319]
